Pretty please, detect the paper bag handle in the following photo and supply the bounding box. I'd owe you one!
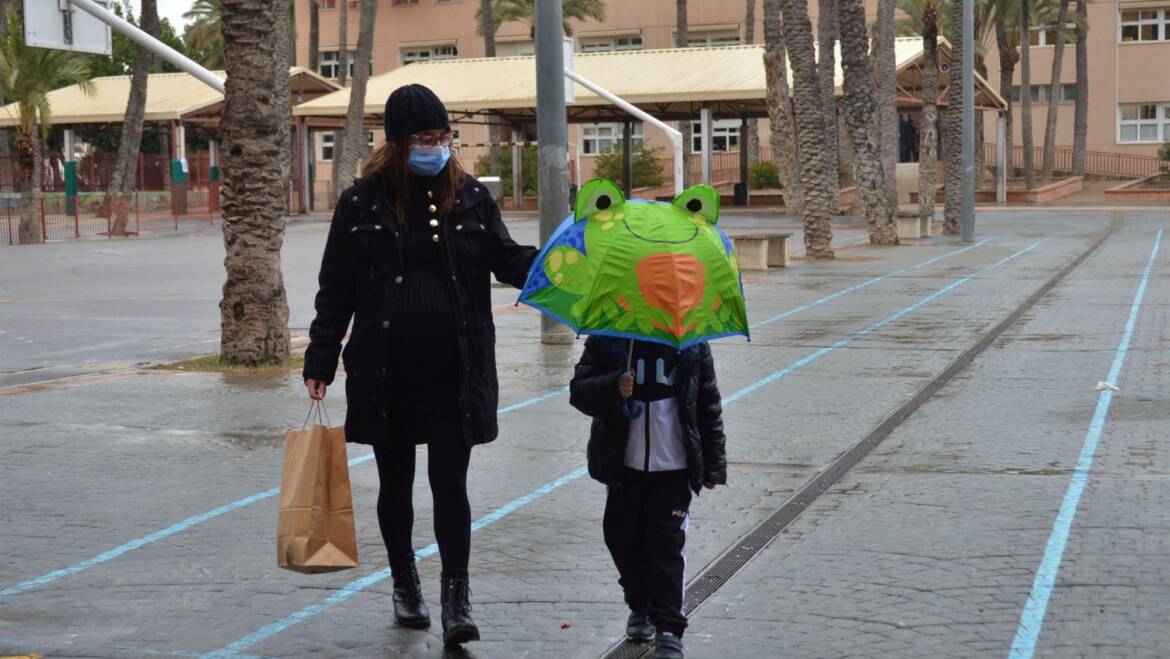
[303,399,332,428]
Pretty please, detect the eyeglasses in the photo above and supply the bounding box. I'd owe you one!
[412,131,455,148]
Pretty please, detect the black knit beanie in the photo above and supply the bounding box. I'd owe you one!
[383,84,450,141]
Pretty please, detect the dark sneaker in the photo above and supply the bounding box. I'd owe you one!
[655,631,684,659]
[625,610,655,641]
[392,562,430,628]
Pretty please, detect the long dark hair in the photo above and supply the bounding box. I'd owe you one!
[362,138,465,222]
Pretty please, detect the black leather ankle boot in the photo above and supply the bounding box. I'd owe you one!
[392,562,430,628]
[440,569,480,645]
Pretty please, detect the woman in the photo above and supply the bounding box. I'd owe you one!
[302,84,537,646]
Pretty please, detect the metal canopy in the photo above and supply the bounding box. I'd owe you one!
[293,38,1006,126]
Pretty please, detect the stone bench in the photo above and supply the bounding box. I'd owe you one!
[731,232,793,270]
[895,210,924,240]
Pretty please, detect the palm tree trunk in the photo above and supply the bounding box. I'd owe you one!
[274,0,293,211]
[996,21,1017,178]
[159,123,171,192]
[333,0,377,193]
[873,0,898,204]
[1040,0,1071,182]
[1071,0,1087,176]
[942,0,965,234]
[481,0,496,56]
[219,0,291,365]
[918,1,940,224]
[816,0,839,203]
[744,0,760,166]
[1019,0,1034,189]
[677,0,692,188]
[109,0,158,237]
[778,0,834,258]
[763,0,803,213]
[308,0,320,71]
[16,128,40,244]
[838,0,896,244]
[337,0,348,87]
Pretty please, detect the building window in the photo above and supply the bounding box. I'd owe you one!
[317,132,375,161]
[675,29,741,47]
[495,40,535,56]
[1119,103,1170,142]
[582,123,644,155]
[1010,83,1077,103]
[691,119,740,152]
[1028,23,1077,46]
[318,51,369,80]
[401,44,458,64]
[1120,8,1167,42]
[579,35,643,52]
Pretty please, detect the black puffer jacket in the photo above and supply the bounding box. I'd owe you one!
[569,337,728,494]
[303,172,536,446]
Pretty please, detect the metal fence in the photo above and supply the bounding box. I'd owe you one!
[981,144,1169,179]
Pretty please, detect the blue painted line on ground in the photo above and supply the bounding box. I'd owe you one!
[751,238,992,328]
[0,240,991,600]
[1007,229,1163,659]
[204,239,1038,658]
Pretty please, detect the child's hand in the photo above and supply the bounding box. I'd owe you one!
[618,371,634,398]
[704,482,717,490]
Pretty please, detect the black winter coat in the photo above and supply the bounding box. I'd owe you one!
[569,337,728,494]
[303,173,537,447]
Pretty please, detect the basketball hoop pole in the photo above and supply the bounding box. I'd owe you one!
[65,0,225,93]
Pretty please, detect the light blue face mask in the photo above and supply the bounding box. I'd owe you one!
[407,145,451,177]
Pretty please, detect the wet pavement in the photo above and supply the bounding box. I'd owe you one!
[1,209,1168,658]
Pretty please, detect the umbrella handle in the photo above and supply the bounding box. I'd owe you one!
[626,339,634,374]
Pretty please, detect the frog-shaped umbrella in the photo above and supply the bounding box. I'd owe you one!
[518,179,749,351]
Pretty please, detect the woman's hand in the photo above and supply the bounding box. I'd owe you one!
[305,378,327,401]
[617,371,634,398]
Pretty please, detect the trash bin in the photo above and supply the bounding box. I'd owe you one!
[569,183,579,210]
[734,182,749,207]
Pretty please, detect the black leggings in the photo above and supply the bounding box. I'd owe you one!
[372,437,472,576]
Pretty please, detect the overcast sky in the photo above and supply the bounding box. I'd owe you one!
[124,0,195,30]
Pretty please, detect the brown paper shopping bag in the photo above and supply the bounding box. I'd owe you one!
[276,402,359,573]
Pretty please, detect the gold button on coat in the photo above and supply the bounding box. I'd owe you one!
[428,204,437,213]
[429,219,439,227]
[432,234,440,243]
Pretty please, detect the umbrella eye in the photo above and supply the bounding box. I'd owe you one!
[671,184,721,226]
[597,195,612,210]
[686,199,702,212]
[575,179,627,221]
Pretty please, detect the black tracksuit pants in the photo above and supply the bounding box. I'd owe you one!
[603,468,692,637]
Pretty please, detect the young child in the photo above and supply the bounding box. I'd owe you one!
[570,336,727,659]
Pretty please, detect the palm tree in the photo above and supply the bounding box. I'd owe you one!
[0,12,94,245]
[1019,0,1034,189]
[838,0,897,243]
[337,0,348,86]
[182,0,224,69]
[918,0,940,225]
[274,0,293,207]
[475,0,606,40]
[744,0,759,167]
[332,0,377,197]
[109,0,159,237]
[309,0,320,71]
[763,0,804,212]
[942,0,965,233]
[874,0,898,203]
[218,0,290,365]
[817,0,839,204]
[994,11,1018,180]
[1071,0,1086,176]
[480,0,497,56]
[1040,0,1071,182]
[778,0,835,258]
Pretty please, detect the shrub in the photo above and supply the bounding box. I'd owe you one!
[474,145,538,196]
[749,160,781,189]
[592,143,665,189]
[1158,141,1170,163]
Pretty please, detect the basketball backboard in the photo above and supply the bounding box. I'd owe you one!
[23,0,112,56]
